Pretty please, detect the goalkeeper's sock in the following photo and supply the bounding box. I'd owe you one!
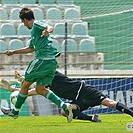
[45,90,65,108]
[115,102,133,117]
[12,92,28,115]
[72,109,92,121]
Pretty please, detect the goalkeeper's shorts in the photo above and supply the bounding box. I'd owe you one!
[71,85,107,111]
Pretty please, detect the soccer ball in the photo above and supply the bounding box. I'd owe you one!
[10,91,19,105]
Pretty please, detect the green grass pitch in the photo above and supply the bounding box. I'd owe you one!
[0,114,132,133]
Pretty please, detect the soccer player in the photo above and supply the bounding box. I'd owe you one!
[2,7,73,122]
[1,70,133,122]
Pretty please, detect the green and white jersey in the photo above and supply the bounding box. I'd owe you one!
[29,20,58,59]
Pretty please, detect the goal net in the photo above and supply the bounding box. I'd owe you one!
[70,0,133,115]
[0,0,133,117]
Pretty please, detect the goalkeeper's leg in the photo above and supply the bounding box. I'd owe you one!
[61,104,101,122]
[102,98,133,117]
[72,109,101,122]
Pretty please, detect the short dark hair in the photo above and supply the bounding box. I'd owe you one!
[19,7,35,20]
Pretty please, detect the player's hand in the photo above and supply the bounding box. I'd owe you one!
[41,26,49,37]
[4,50,14,56]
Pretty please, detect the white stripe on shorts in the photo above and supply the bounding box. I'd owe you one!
[27,59,39,74]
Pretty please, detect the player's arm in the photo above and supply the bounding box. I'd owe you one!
[0,78,38,96]
[34,20,54,37]
[4,47,34,56]
[41,25,54,37]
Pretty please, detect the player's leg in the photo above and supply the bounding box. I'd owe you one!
[2,58,48,118]
[36,84,64,107]
[12,81,33,116]
[82,85,133,118]
[45,90,73,123]
[72,109,101,122]
[36,83,73,122]
[35,59,73,123]
[101,98,133,117]
[61,104,101,122]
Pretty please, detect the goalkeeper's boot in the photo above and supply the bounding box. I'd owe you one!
[63,103,73,123]
[14,70,24,82]
[92,114,102,122]
[1,79,14,92]
[1,107,18,119]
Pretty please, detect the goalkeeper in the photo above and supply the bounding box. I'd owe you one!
[1,70,133,122]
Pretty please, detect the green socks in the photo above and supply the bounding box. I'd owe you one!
[45,90,65,108]
[12,90,65,115]
[12,92,28,115]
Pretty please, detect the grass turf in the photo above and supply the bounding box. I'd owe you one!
[0,114,132,133]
